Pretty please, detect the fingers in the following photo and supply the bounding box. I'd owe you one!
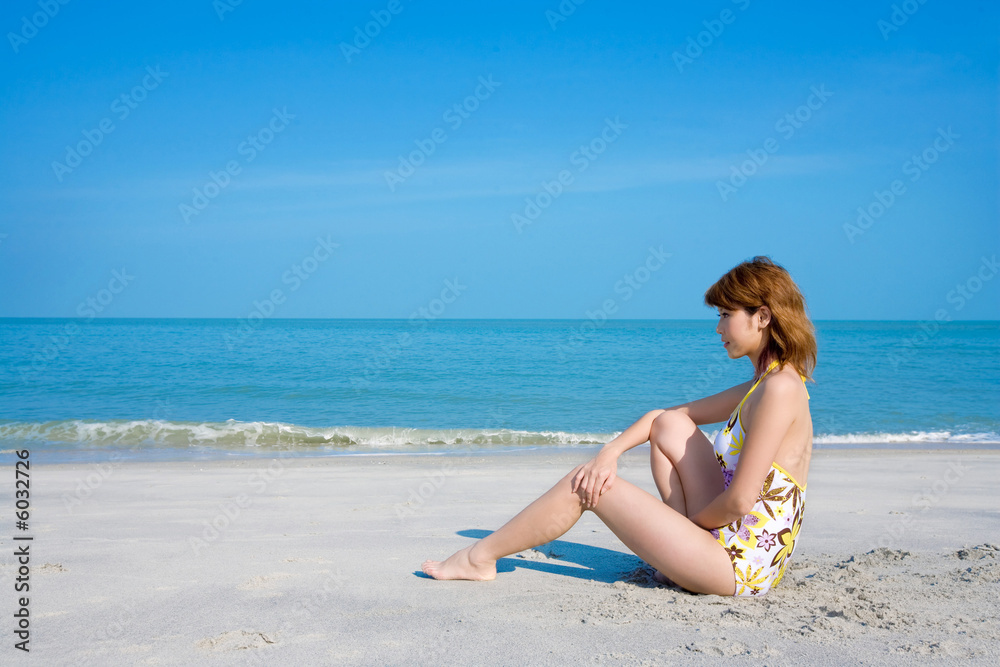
[571,461,618,508]
[592,474,605,505]
[590,473,615,508]
[590,485,603,508]
[575,463,594,498]
[585,473,607,508]
[604,472,616,492]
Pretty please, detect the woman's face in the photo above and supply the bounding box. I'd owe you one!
[715,307,761,359]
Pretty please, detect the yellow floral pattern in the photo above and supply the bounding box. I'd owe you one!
[711,359,808,597]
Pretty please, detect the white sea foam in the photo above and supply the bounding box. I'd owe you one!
[0,419,612,450]
[0,419,997,453]
[812,431,1000,445]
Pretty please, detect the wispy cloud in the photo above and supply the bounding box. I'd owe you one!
[1,152,856,210]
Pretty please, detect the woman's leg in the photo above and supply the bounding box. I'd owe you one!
[589,475,736,595]
[647,410,728,585]
[421,463,736,596]
[421,464,589,581]
[648,410,726,517]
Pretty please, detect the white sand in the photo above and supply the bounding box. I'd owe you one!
[3,446,999,665]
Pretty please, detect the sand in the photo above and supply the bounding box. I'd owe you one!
[2,446,998,665]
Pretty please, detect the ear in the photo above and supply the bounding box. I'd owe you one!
[757,305,772,329]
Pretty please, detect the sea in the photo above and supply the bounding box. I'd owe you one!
[1,319,997,463]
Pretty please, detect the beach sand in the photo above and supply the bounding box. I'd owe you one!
[4,447,999,665]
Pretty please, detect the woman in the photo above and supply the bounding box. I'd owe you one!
[422,256,817,597]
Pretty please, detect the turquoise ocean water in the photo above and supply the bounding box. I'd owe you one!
[1,319,997,463]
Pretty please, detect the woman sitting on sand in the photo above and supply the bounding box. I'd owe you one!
[423,256,817,597]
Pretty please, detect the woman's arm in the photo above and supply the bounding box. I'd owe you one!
[668,381,755,426]
[687,488,745,530]
[601,380,757,459]
[599,409,665,457]
[688,375,799,529]
[573,409,666,507]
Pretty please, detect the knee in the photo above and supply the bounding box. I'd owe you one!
[559,464,585,490]
[650,409,692,442]
[562,464,590,503]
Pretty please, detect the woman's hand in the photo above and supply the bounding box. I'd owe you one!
[571,449,619,508]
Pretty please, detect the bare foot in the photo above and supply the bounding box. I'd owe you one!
[422,544,497,581]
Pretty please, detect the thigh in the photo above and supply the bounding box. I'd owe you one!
[650,410,726,517]
[591,476,736,596]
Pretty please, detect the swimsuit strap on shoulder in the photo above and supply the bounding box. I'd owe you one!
[745,359,780,399]
[753,359,780,387]
[728,359,780,428]
[754,360,810,399]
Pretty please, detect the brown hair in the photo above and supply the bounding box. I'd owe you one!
[704,255,817,382]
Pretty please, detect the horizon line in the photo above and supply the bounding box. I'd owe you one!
[1,317,997,323]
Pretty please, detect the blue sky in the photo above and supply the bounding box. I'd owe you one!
[0,0,997,320]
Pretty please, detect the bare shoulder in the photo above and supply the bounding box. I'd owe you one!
[762,366,807,398]
[759,365,813,485]
[745,365,809,421]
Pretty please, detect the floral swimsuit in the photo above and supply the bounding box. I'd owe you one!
[711,359,809,596]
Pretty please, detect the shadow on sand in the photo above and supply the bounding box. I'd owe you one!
[416,529,699,594]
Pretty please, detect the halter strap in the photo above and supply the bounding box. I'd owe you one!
[755,360,811,399]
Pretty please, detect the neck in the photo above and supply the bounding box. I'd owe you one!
[748,338,771,379]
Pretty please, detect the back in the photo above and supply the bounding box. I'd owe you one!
[740,363,813,488]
